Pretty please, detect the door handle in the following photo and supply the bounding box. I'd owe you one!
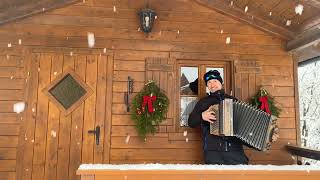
[124,76,133,112]
[88,125,100,145]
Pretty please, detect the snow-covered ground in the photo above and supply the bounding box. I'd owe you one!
[298,57,320,165]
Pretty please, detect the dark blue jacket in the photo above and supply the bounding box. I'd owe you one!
[188,90,244,152]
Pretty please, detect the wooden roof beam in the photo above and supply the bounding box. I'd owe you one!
[301,0,320,9]
[0,0,80,25]
[193,0,294,40]
[287,27,320,52]
[299,14,320,33]
[294,43,320,63]
[287,11,320,52]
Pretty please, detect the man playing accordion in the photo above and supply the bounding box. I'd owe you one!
[188,70,249,165]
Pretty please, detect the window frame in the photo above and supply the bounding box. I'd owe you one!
[176,60,233,132]
[43,69,93,115]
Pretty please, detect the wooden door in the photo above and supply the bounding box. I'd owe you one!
[19,52,113,180]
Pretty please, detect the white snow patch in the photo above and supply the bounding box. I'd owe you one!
[78,164,320,171]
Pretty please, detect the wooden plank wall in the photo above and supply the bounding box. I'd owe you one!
[0,0,297,179]
[0,48,26,180]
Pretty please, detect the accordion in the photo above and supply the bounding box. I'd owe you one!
[209,99,276,151]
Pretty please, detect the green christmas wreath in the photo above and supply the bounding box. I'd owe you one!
[131,81,169,139]
[250,87,281,118]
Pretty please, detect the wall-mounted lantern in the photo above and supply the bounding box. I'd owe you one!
[138,8,156,33]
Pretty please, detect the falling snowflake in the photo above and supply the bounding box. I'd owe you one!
[286,20,292,26]
[226,37,231,44]
[51,130,57,138]
[13,102,26,114]
[125,135,131,144]
[183,131,188,137]
[295,4,304,15]
[87,32,95,48]
[244,6,248,13]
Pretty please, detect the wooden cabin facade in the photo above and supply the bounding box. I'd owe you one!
[0,0,319,180]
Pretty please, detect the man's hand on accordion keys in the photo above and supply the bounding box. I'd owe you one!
[201,107,216,124]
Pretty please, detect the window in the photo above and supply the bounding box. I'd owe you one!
[180,67,198,126]
[49,74,86,109]
[178,60,232,128]
[43,70,93,115]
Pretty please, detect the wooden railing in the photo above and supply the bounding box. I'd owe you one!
[286,145,320,161]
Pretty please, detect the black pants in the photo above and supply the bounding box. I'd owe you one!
[204,150,249,165]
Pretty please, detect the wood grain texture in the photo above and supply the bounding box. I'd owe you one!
[56,55,74,180]
[18,52,39,180]
[32,53,51,180]
[0,0,301,178]
[0,0,81,25]
[81,55,97,164]
[69,55,86,180]
[44,54,63,180]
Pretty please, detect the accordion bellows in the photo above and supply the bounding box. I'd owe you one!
[209,99,276,151]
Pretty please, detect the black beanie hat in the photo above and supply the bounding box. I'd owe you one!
[203,70,223,85]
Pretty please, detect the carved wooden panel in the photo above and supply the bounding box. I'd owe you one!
[234,59,261,102]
